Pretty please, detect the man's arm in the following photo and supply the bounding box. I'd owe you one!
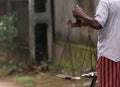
[67,19,88,27]
[72,5,102,30]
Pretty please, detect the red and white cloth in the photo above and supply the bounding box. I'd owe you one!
[97,56,120,87]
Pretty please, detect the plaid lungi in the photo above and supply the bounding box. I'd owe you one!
[97,56,120,87]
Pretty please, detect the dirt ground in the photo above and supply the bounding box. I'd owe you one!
[0,81,23,87]
[0,73,92,87]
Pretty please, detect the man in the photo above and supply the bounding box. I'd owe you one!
[72,0,120,87]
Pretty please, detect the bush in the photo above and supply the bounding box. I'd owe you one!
[0,12,18,49]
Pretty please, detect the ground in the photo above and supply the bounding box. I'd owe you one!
[0,81,23,87]
[0,72,92,87]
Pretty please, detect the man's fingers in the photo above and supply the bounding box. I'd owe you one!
[75,5,79,7]
[72,10,79,18]
[74,4,79,8]
[72,12,79,18]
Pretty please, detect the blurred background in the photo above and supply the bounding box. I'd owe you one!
[0,0,99,87]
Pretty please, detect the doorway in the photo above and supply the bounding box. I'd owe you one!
[35,23,48,65]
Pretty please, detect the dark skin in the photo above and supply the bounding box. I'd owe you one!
[72,5,102,30]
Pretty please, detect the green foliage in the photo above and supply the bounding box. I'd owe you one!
[0,12,18,49]
[8,60,23,72]
[12,76,36,87]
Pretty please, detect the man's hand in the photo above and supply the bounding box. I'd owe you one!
[72,5,102,29]
[67,19,81,27]
[67,19,88,27]
[72,5,84,18]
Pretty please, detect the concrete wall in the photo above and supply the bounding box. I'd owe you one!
[29,0,53,63]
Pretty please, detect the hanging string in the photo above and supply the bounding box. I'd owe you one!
[79,0,97,73]
[57,0,76,76]
[57,0,97,76]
